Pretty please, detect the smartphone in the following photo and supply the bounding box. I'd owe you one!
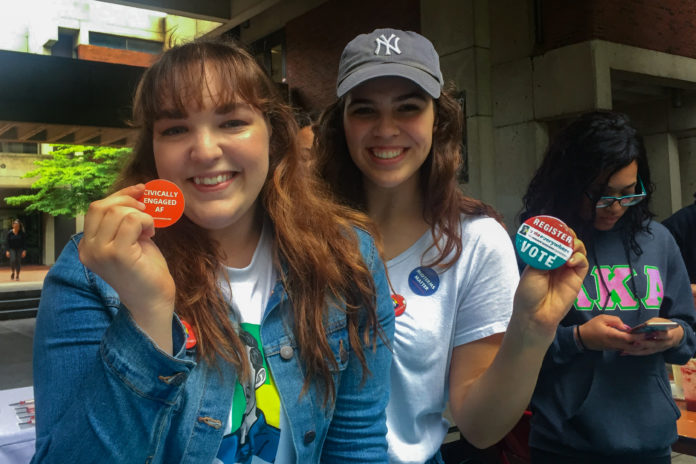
[629,321,679,334]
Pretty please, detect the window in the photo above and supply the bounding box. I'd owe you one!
[89,32,162,54]
[1,142,39,154]
[250,30,285,84]
[52,31,76,58]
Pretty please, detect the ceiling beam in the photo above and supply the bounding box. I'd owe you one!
[0,50,143,128]
[95,0,233,22]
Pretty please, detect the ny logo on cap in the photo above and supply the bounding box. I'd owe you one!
[374,33,401,56]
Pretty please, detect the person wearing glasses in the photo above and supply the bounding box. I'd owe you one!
[521,110,696,464]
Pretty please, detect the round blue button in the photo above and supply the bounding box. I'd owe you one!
[408,267,440,296]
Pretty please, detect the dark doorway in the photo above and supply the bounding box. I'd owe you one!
[54,215,75,259]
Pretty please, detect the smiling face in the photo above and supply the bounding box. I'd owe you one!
[583,160,639,231]
[152,70,270,238]
[342,76,435,192]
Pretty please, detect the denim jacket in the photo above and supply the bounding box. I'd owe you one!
[31,230,394,463]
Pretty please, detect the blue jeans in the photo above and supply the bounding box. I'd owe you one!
[9,249,21,273]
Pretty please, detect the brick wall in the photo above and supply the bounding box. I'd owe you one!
[76,44,156,67]
[285,0,420,112]
[540,0,696,58]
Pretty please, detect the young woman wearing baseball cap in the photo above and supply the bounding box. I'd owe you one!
[315,28,588,463]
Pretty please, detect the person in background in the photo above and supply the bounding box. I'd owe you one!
[314,28,588,464]
[663,192,696,307]
[521,110,696,464]
[6,219,26,280]
[32,37,394,464]
[295,111,317,168]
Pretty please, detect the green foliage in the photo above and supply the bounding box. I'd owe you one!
[4,145,131,217]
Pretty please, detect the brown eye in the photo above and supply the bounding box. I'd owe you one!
[161,126,187,136]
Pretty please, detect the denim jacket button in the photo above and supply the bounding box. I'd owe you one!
[280,345,294,360]
[303,430,316,444]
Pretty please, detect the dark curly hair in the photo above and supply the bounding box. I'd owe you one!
[521,110,655,255]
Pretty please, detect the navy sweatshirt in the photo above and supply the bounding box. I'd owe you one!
[529,220,696,457]
[663,202,696,283]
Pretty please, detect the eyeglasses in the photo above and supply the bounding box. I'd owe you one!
[585,177,646,209]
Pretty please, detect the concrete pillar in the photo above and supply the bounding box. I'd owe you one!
[489,0,549,227]
[493,122,548,227]
[43,213,55,266]
[677,137,696,208]
[644,133,681,220]
[421,0,495,204]
[75,215,85,234]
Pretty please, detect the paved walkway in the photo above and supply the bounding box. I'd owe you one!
[0,266,47,391]
[0,265,50,291]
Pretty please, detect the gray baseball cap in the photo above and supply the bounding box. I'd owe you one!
[336,28,444,99]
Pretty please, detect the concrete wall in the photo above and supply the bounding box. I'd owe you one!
[0,154,42,188]
[487,0,696,226]
[645,133,682,221]
[493,31,696,224]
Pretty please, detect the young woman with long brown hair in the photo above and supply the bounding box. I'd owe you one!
[315,28,588,463]
[32,37,393,463]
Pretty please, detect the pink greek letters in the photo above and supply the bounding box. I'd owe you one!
[573,265,662,311]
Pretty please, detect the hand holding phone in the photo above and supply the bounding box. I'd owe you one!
[629,321,679,334]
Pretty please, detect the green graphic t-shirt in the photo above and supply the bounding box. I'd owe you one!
[214,225,293,463]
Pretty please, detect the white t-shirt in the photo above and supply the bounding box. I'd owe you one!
[385,215,519,464]
[214,225,295,464]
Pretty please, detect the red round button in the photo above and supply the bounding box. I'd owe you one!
[139,179,185,228]
[180,319,197,349]
[392,294,406,317]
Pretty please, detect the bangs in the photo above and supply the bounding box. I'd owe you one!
[136,41,272,126]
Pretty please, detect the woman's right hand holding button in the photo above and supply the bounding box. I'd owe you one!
[78,184,176,353]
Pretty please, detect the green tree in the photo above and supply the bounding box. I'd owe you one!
[4,144,131,217]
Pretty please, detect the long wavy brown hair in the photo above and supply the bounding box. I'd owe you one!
[115,37,382,405]
[314,83,502,269]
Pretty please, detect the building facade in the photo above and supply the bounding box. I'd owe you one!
[0,1,219,265]
[2,0,695,265]
[235,0,695,228]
